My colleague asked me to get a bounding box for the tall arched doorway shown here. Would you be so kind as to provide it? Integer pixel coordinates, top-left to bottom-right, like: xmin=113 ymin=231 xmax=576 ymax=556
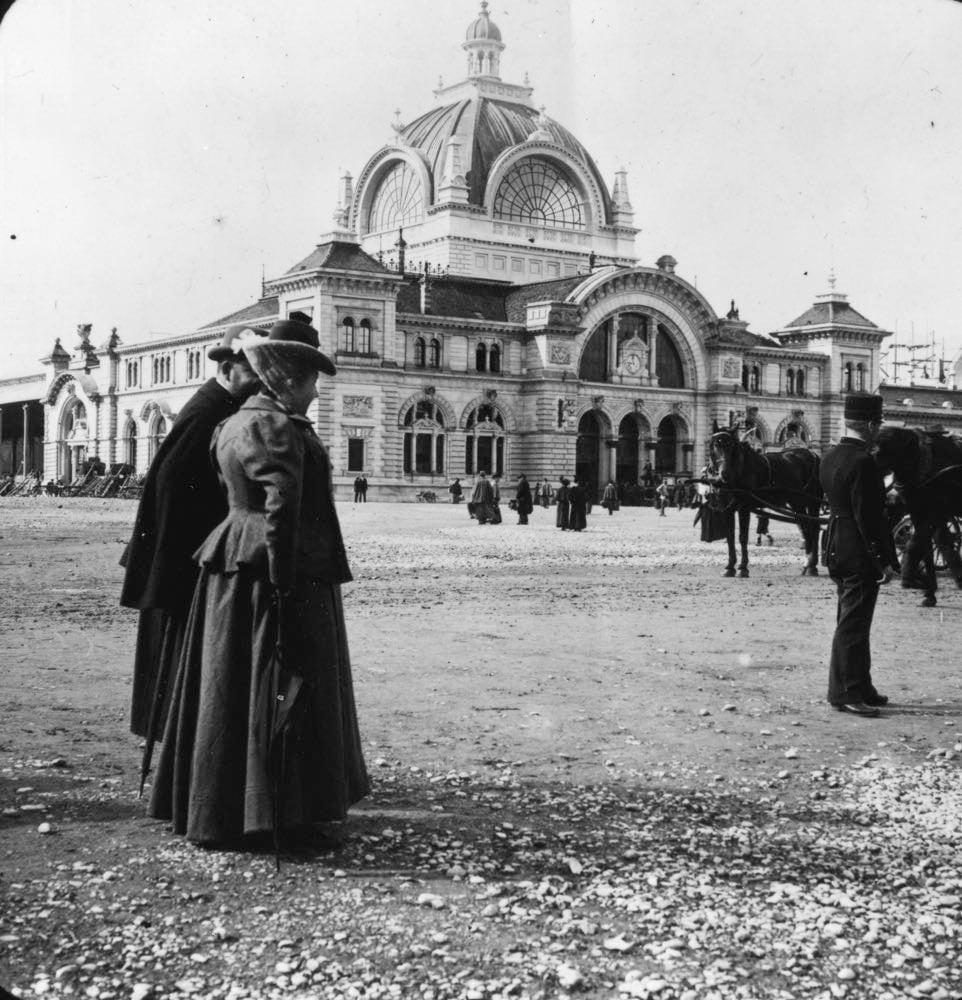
xmin=60 ymin=398 xmax=88 ymax=482
xmin=576 ymin=412 xmax=604 ymax=491
xmin=123 ymin=418 xmax=138 ymax=471
xmin=616 ymin=415 xmax=641 ymax=486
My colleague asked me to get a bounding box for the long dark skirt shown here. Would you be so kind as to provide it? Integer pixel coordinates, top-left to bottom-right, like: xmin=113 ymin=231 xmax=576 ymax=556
xmin=556 ymin=499 xmax=570 ymax=529
xmin=130 ymin=608 xmax=186 ymax=740
xmin=148 ymin=568 xmax=369 ymax=843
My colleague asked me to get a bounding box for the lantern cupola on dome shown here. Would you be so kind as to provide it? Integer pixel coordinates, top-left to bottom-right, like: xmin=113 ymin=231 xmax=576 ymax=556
xmin=464 ymin=1 xmax=504 ymax=79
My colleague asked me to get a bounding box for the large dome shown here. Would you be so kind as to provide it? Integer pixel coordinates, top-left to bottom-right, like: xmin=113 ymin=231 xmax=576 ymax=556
xmin=399 ymin=97 xmax=614 ymax=220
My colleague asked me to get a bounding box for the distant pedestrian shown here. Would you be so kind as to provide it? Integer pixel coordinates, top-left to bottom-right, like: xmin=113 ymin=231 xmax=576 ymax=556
xmin=538 ymin=478 xmax=553 ymax=508
xmin=655 ymin=480 xmax=669 ymax=516
xmin=359 ymin=476 xmax=368 ymax=502
xmin=449 ymin=478 xmax=463 ymax=503
xmin=602 ymin=480 xmax=619 ymax=515
xmin=555 ymin=477 xmax=571 ymax=530
xmin=569 ymin=480 xmax=588 ymax=532
xmin=470 ymin=471 xmax=500 ymax=525
xmin=515 ymin=474 xmax=533 ymax=525
xmin=353 ymin=476 xmax=364 ymax=503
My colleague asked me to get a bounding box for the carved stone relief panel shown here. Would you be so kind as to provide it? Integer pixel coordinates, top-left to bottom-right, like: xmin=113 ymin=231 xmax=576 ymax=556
xmin=343 ymin=396 xmax=374 ymax=418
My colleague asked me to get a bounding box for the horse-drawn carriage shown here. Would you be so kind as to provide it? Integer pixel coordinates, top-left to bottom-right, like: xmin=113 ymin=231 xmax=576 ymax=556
xmin=704 ymin=421 xmax=962 ymax=606
xmin=415 ymin=490 xmax=438 ymax=503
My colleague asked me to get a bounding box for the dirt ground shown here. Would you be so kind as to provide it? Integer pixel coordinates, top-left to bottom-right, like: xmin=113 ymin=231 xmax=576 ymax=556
xmin=1 ymin=497 xmax=961 ymax=1000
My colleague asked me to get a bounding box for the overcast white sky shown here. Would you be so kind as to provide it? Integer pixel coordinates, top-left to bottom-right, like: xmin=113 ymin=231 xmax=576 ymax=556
xmin=1 ymin=0 xmax=961 ymax=381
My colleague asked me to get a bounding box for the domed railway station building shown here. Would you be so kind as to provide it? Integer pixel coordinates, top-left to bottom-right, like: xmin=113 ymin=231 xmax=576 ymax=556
xmin=2 ymin=3 xmax=959 ymax=497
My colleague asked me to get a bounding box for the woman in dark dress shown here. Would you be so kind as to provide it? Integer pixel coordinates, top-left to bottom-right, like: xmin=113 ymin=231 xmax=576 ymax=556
xmin=568 ymin=480 xmax=588 ymax=531
xmin=555 ymin=477 xmax=571 ymax=530
xmin=149 ymin=318 xmax=369 ymax=847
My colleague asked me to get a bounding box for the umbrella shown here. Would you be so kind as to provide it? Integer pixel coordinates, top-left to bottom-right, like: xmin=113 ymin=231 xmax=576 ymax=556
xmin=254 ymin=590 xmax=305 ymax=870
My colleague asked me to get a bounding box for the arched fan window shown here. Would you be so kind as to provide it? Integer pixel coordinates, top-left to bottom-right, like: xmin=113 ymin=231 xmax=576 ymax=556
xmin=493 ymin=158 xmax=585 ymax=230
xmin=368 ymin=161 xmax=424 ymax=233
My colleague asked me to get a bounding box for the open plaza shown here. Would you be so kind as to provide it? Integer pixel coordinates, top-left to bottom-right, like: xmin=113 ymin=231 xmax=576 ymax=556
xmin=1 ymin=497 xmax=960 ymax=999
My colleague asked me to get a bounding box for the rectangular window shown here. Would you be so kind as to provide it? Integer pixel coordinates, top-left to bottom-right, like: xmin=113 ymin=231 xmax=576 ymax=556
xmin=347 ymin=438 xmax=364 ymax=472
xmin=529 ymin=260 xmax=542 ymax=276
xmin=511 ymin=258 xmax=524 ymax=273
xmin=475 ymin=254 xmax=488 ymax=269
xmin=492 ymin=256 xmax=506 ymax=272
xmin=547 ymin=261 xmax=560 ymax=278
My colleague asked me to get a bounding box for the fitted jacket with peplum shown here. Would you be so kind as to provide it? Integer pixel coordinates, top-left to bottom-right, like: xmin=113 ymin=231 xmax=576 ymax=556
xmin=194 ymin=394 xmax=352 ymax=591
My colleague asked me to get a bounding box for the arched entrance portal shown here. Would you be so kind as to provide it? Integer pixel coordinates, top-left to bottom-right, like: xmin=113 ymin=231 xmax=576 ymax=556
xmin=616 ymin=413 xmax=653 ymax=487
xmin=576 ymin=412 xmax=604 ymax=492
xmin=60 ymin=398 xmax=88 ymax=483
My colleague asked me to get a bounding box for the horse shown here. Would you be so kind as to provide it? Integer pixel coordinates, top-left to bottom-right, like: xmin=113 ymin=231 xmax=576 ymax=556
xmin=873 ymin=426 xmax=962 ymax=607
xmin=707 ymin=425 xmax=823 ymax=578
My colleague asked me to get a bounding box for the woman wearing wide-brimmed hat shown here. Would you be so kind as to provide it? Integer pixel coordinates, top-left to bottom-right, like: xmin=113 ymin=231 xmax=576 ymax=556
xmin=149 ymin=317 xmax=369 ymax=848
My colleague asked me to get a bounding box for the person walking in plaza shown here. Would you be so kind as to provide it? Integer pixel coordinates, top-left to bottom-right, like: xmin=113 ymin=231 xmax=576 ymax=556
xmin=602 ymin=479 xmax=619 ymax=515
xmin=120 ymin=324 xmax=268 ymax=792
xmin=448 ymin=478 xmax=463 ymax=504
xmin=469 ymin=471 xmax=499 ymax=525
xmin=538 ymin=478 xmax=553 ymax=508
xmin=515 ymin=473 xmax=533 ymax=525
xmin=555 ymin=477 xmax=571 ymax=530
xmin=353 ymin=476 xmax=364 ymax=503
xmin=655 ymin=479 xmax=669 ymax=516
xmin=359 ymin=475 xmax=368 ymax=501
xmin=569 ymin=479 xmax=588 ymax=531
xmin=820 ymin=391 xmax=898 ymax=718
xmin=148 ymin=316 xmax=369 ymax=848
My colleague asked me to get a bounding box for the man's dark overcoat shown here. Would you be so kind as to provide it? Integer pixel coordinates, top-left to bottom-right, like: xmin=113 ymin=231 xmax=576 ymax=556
xmin=819 ymin=437 xmax=898 ymax=705
xmin=121 ymin=377 xmax=241 ymax=736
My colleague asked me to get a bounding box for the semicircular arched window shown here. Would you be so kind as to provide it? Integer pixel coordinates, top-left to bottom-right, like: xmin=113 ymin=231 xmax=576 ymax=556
xmin=368 ymin=161 xmax=424 ymax=233
xmin=493 ymin=158 xmax=585 ymax=230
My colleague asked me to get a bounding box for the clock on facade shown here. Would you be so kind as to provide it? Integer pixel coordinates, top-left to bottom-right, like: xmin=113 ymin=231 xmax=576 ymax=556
xmin=623 ymin=352 xmax=642 ymax=375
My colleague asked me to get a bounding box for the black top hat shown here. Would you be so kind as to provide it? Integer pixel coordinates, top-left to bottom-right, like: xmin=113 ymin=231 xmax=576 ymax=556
xmin=207 ymin=324 xmax=269 ymax=361
xmin=843 ymin=392 xmax=883 ymax=423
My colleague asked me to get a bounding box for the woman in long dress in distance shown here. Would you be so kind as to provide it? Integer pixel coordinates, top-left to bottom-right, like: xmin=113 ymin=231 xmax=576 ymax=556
xmin=149 ymin=318 xmax=369 ymax=847
xmin=555 ymin=477 xmax=571 ymax=530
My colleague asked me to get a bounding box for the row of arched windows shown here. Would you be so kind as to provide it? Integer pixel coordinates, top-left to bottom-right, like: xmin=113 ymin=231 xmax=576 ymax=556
xmin=476 ymin=342 xmax=501 ymax=373
xmin=340 ymin=318 xmax=373 ymax=355
xmin=401 ymin=400 xmax=507 ymax=476
xmin=125 ymin=360 xmax=139 ymax=388
xmin=186 ymin=348 xmax=203 ymax=381
xmin=842 ymin=362 xmax=867 ymax=392
xmin=413 ymin=337 xmax=442 ymax=369
xmin=741 ymin=363 xmax=809 ymax=396
xmin=151 ymin=354 xmax=172 ymax=385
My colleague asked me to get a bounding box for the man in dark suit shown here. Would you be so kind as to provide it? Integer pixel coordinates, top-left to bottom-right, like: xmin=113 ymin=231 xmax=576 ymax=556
xmin=120 ymin=324 xmax=267 ymax=771
xmin=819 ymin=391 xmax=899 ymax=718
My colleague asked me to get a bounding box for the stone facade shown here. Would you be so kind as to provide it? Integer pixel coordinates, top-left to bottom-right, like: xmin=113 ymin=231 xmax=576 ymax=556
xmin=2 ymin=6 xmax=961 ymax=494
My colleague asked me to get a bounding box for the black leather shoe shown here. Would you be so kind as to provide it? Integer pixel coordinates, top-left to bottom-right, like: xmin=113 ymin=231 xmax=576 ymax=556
xmin=833 ymin=702 xmax=881 ymax=718
xmin=865 ymin=692 xmax=889 ymax=707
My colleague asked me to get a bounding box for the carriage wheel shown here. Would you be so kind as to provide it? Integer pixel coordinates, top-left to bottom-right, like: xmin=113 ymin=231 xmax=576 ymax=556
xmin=892 ymin=516 xmax=914 ymax=557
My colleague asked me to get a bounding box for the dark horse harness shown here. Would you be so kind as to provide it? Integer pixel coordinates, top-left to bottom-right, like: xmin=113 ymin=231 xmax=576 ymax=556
xmin=707 ymin=430 xmax=825 ymax=525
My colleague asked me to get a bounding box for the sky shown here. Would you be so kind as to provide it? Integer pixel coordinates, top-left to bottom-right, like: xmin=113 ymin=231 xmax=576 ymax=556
xmin=1 ymin=0 xmax=961 ymax=382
